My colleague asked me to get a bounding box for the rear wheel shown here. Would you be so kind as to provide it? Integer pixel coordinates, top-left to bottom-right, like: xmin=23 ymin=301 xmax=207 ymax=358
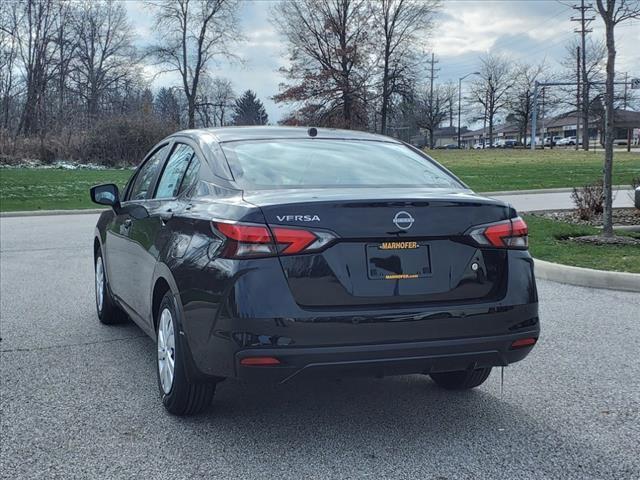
xmin=429 ymin=367 xmax=492 ymax=390
xmin=95 ymin=250 xmax=127 ymax=324
xmin=156 ymin=292 xmax=216 ymax=415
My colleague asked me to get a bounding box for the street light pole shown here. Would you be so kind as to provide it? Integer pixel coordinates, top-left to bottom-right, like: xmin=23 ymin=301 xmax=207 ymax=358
xmin=458 ymin=72 xmax=480 ymax=149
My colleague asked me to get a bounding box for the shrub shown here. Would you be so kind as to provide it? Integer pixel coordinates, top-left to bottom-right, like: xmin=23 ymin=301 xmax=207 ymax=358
xmin=571 ymin=181 xmax=604 ymax=220
xmin=82 ymin=115 xmax=175 ymax=167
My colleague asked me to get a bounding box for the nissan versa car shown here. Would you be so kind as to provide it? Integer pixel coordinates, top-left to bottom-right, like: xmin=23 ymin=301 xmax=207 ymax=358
xmin=90 ymin=126 xmax=539 ymax=415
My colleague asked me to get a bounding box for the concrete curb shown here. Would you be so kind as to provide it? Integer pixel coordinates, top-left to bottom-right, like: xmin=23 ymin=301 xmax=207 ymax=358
xmin=0 ymin=208 xmax=106 ymax=218
xmin=534 ymin=258 xmax=640 ymax=293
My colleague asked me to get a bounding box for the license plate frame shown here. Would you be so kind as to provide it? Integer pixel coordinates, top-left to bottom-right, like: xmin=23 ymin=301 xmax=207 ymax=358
xmin=366 ymin=242 xmax=431 ymax=280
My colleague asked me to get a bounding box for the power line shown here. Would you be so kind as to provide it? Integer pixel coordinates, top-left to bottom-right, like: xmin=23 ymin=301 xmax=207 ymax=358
xmin=571 ymin=0 xmax=595 ymax=150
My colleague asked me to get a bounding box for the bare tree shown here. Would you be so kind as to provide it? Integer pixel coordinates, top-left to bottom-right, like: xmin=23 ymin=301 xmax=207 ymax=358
xmin=50 ymin=0 xmax=76 ymax=128
xmin=71 ymin=0 xmax=134 ymax=120
xmin=272 ymin=0 xmax=373 ymax=129
xmin=415 ymin=84 xmax=448 ymax=148
xmin=595 ymin=0 xmax=640 ymax=237
xmin=442 ymin=80 xmax=457 ymax=128
xmin=0 ymin=2 xmax=20 ymax=131
xmin=13 ymin=0 xmax=60 ymax=136
xmin=148 ymin=0 xmax=241 ymax=129
xmin=559 ymin=38 xmax=606 ymax=148
xmin=508 ymin=62 xmax=546 ymax=144
xmin=468 ymin=54 xmax=513 ymax=145
xmin=371 ymin=0 xmax=439 ymax=134
xmin=196 ymin=75 xmax=235 ymax=126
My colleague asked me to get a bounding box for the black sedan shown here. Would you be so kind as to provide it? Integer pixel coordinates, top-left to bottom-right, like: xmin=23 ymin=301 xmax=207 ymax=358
xmin=90 ymin=126 xmax=539 ymax=415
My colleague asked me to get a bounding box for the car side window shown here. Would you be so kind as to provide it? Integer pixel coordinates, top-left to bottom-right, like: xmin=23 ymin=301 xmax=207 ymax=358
xmin=154 ymin=144 xmax=194 ymax=199
xmin=177 ymin=156 xmax=201 ymax=196
xmin=128 ymin=144 xmax=170 ymax=201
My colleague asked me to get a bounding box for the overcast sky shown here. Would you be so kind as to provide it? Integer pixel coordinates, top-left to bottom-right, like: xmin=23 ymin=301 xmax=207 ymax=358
xmin=125 ymin=0 xmax=640 ymax=124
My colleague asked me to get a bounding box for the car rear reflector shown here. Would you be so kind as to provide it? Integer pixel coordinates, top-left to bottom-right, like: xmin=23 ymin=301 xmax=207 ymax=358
xmin=212 ymin=221 xmax=337 ymax=258
xmin=468 ymin=217 xmax=529 ymax=249
xmin=510 ymin=337 xmax=537 ymax=349
xmin=240 ymin=356 xmax=281 ymax=366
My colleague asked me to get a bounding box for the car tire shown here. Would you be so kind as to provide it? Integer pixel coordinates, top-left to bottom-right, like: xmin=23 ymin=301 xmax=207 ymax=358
xmin=429 ymin=367 xmax=492 ymax=390
xmin=156 ymin=292 xmax=216 ymax=415
xmin=95 ymin=250 xmax=127 ymax=324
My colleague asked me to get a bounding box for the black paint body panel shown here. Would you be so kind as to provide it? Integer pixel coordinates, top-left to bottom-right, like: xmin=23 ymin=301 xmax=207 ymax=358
xmin=93 ymin=127 xmax=539 ymax=384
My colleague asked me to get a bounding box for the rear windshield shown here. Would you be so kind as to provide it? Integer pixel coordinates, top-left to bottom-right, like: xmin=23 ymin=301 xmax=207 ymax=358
xmin=220 ymin=139 xmax=464 ymax=190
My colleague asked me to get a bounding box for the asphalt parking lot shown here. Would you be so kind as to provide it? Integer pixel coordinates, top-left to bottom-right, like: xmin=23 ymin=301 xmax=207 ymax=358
xmin=1 ymin=213 xmax=639 ymax=479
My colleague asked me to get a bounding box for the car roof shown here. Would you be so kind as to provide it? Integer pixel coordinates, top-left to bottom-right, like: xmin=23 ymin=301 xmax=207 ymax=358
xmin=170 ymin=126 xmax=403 ymax=144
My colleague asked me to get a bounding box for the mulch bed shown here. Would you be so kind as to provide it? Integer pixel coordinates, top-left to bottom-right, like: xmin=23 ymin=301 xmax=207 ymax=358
xmin=530 ymin=208 xmax=640 ymax=246
xmin=569 ymin=235 xmax=640 ymax=246
xmin=530 ymin=208 xmax=640 ymax=227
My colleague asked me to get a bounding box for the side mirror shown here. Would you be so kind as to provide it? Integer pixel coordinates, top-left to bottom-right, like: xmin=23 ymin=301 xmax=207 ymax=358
xmin=90 ymin=183 xmax=120 ymax=209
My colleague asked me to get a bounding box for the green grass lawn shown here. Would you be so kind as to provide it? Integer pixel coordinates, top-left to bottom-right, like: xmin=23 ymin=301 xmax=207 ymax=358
xmin=0 ymin=149 xmax=639 ymax=212
xmin=0 ymin=168 xmax=132 ymax=211
xmin=430 ymin=149 xmax=640 ymax=192
xmin=524 ymin=214 xmax=640 ymax=273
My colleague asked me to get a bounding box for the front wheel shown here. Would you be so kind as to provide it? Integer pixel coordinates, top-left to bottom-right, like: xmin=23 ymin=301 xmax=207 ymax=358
xmin=429 ymin=367 xmax=492 ymax=390
xmin=156 ymin=292 xmax=216 ymax=415
xmin=95 ymin=250 xmax=127 ymax=324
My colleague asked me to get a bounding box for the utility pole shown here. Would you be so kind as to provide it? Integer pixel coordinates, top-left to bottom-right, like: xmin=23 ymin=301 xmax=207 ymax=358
xmin=572 ymin=0 xmax=595 ymax=150
xmin=576 ymin=46 xmax=581 ymax=150
xmin=427 ymin=53 xmax=440 ymax=148
xmin=541 ymin=87 xmax=546 ymax=150
xmin=625 ymin=72 xmax=631 ymax=152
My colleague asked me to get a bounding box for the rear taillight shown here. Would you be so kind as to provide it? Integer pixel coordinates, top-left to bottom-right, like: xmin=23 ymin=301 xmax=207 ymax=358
xmin=468 ymin=217 xmax=528 ymax=249
xmin=212 ymin=221 xmax=337 ymax=258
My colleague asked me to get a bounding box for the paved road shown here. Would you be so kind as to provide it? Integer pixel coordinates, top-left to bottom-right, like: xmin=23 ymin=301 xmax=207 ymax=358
xmin=1 ymin=214 xmax=639 ymax=480
xmin=490 ymin=187 xmax=635 ymax=213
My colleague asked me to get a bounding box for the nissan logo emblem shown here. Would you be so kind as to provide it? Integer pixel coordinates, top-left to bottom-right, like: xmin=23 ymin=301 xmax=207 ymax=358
xmin=393 ymin=211 xmax=414 ymax=230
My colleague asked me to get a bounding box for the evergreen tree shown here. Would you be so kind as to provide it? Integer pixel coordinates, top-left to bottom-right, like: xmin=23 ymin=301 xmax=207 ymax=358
xmin=232 ymin=90 xmax=268 ymax=125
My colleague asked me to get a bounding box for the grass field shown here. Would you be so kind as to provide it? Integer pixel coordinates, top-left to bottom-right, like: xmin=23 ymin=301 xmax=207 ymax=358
xmin=430 ymin=149 xmax=639 ymax=192
xmin=0 ymin=168 xmax=132 ymax=211
xmin=524 ymin=214 xmax=640 ymax=273
xmin=0 ymin=149 xmax=639 ymax=211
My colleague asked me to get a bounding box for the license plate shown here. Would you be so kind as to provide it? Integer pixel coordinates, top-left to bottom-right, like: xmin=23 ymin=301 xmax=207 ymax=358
xmin=366 ymin=241 xmax=431 ymax=280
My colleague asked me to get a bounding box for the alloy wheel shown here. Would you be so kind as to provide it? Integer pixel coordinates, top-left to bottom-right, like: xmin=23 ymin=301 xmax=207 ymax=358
xmin=157 ymin=308 xmax=176 ymax=394
xmin=95 ymin=256 xmax=104 ymax=313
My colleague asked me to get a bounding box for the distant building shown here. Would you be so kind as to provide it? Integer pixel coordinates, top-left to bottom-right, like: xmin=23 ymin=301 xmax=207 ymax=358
xmin=410 ymin=126 xmax=469 ymax=148
xmin=458 ymin=109 xmax=640 ymax=148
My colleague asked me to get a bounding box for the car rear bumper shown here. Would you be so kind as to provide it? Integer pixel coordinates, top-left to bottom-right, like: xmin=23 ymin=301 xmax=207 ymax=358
xmin=234 ymin=329 xmax=539 ymax=383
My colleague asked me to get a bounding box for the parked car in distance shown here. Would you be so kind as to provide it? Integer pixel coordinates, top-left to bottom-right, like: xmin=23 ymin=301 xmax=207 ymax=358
xmin=90 ymin=126 xmax=539 ymax=415
xmin=473 ymin=140 xmax=491 ymax=149
xmin=500 ymin=140 xmax=522 ymax=149
xmin=556 ymin=136 xmax=576 ymax=146
xmin=543 ymin=136 xmax=563 ymax=147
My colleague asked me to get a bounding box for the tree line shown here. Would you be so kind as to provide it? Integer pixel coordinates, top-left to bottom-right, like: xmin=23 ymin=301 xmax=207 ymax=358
xmin=0 ymin=0 xmax=268 ymax=165
xmin=0 ymin=0 xmax=637 ymax=166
